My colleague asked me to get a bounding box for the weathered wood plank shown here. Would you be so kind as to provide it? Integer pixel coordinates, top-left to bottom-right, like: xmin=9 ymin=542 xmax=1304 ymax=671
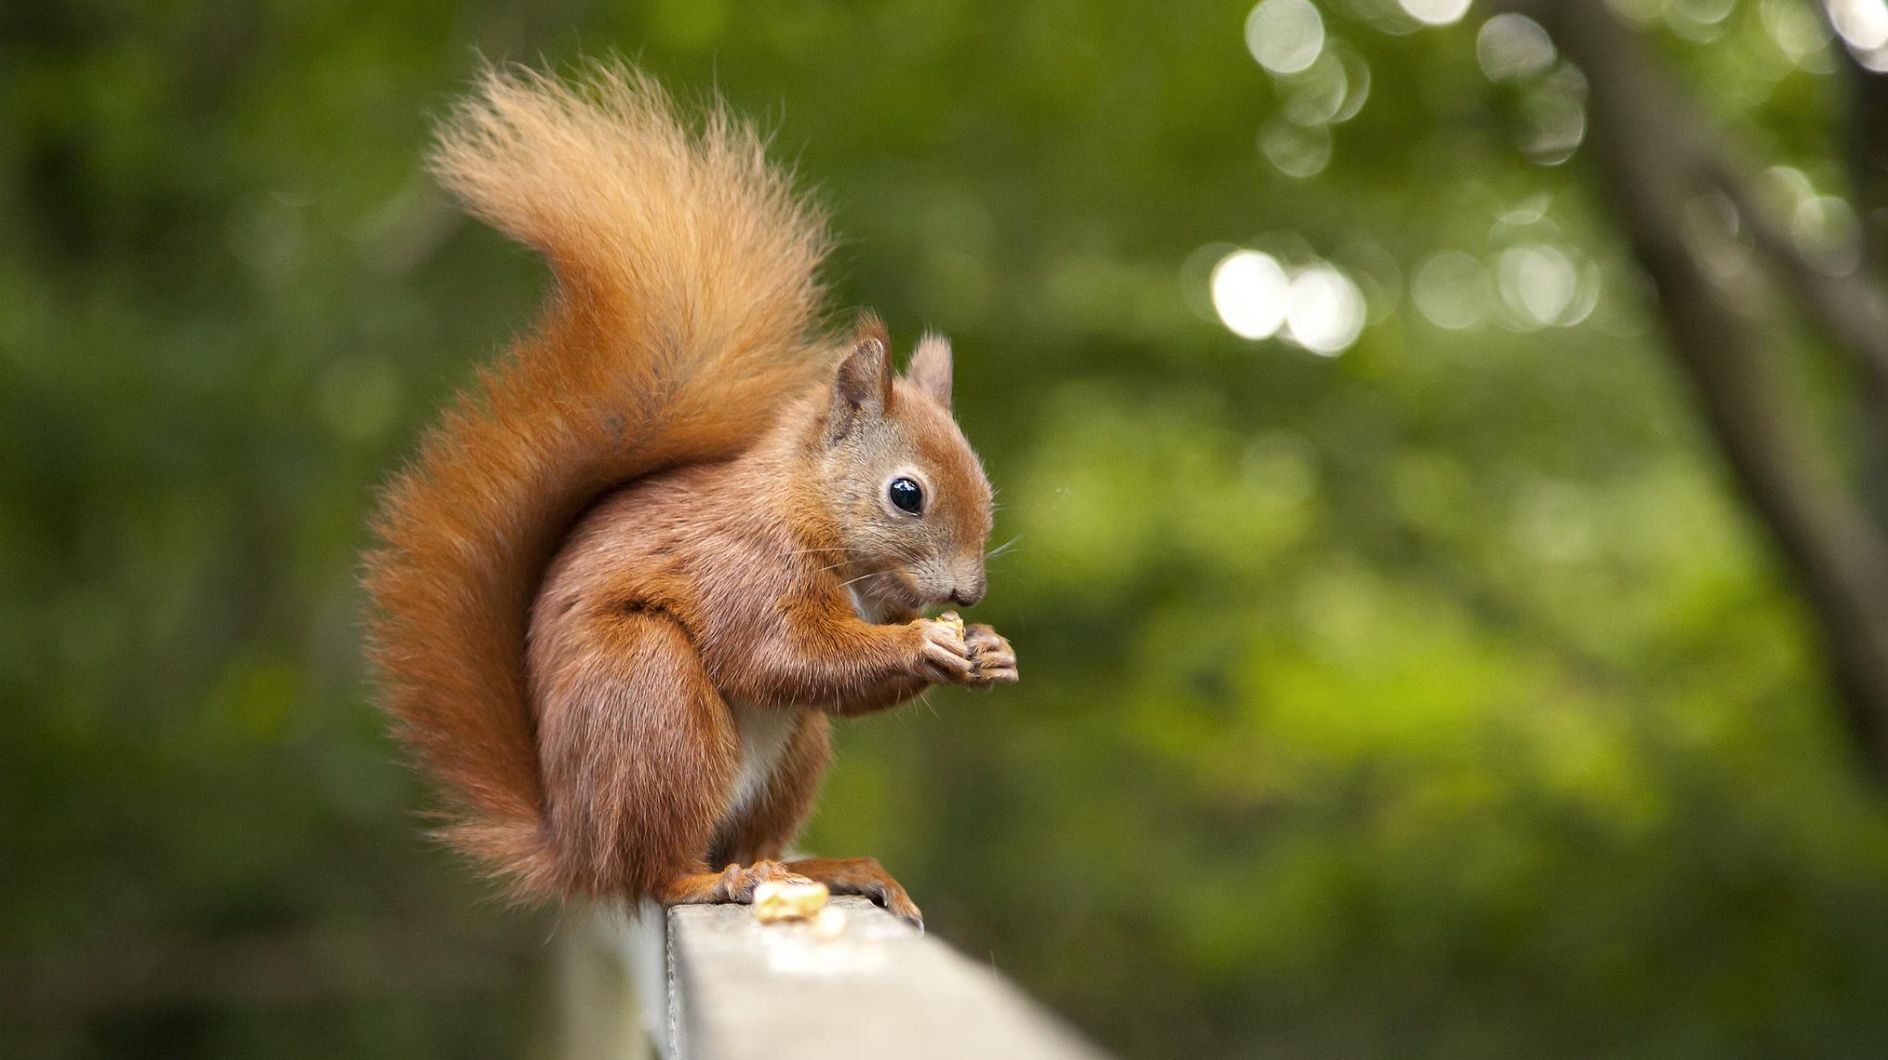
xmin=606 ymin=896 xmax=1107 ymax=1060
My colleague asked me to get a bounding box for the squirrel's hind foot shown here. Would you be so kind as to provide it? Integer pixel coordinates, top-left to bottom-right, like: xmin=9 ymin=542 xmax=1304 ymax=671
xmin=656 ymin=860 xmax=815 ymax=908
xmin=656 ymin=857 xmax=925 ymax=931
xmin=783 ymin=856 xmax=924 ymax=931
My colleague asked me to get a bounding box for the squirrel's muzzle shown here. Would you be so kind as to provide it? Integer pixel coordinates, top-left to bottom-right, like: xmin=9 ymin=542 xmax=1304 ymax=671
xmin=948 ymin=569 xmax=986 ymax=608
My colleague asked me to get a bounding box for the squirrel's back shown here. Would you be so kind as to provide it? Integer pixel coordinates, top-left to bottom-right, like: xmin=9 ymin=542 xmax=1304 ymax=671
xmin=363 ymin=63 xmax=831 ymax=898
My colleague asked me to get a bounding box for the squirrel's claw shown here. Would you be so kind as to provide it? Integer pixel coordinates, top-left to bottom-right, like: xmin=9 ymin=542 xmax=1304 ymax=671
xmin=887 ymin=895 xmax=925 ymax=932
xmin=864 ymin=876 xmax=925 ymax=931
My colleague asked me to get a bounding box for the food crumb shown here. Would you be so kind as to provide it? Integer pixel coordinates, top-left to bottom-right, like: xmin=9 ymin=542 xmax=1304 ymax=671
xmin=811 ymin=905 xmax=849 ymax=940
xmin=753 ymin=879 xmax=830 ymax=923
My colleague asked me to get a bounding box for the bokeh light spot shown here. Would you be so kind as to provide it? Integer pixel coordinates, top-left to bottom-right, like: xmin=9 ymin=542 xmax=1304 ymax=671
xmin=1476 ymin=14 xmax=1556 ymax=81
xmin=1280 ymin=51 xmax=1350 ymax=127
xmin=1830 ymin=0 xmax=1888 ymax=50
xmin=1285 ymin=264 xmax=1366 ymax=355
xmin=1332 ymin=43 xmax=1374 ymax=122
xmin=1413 ymin=250 xmax=1488 ymax=330
xmin=1211 ymin=250 xmax=1292 ymax=340
xmin=1520 ymin=65 xmax=1587 ymax=165
xmin=1762 ymin=0 xmax=1835 ymax=70
xmin=1247 ymin=0 xmax=1327 ymax=75
xmin=1261 ymin=119 xmax=1334 ymax=179
xmin=1399 ymin=0 xmax=1473 ymax=27
xmin=1794 ymin=195 xmax=1864 ymax=275
xmin=1496 ymin=245 xmax=1578 ymax=326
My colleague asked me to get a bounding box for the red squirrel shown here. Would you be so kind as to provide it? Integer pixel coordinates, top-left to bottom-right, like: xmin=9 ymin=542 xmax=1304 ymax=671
xmin=363 ymin=63 xmax=1015 ymax=928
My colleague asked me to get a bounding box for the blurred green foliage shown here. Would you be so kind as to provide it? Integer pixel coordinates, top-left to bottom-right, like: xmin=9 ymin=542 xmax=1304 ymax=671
xmin=7 ymin=0 xmax=1888 ymax=1056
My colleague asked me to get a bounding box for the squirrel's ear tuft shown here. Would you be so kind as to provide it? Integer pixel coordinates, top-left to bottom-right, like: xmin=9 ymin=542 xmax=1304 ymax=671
xmin=906 ymin=331 xmax=952 ymax=408
xmin=829 ymin=313 xmax=894 ymax=442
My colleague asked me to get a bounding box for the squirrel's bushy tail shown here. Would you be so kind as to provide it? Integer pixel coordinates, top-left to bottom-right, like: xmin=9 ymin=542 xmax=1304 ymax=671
xmin=363 ymin=63 xmax=829 ymax=899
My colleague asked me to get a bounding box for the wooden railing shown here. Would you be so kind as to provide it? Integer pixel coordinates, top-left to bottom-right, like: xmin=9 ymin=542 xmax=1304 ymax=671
xmin=555 ymin=897 xmax=1108 ymax=1059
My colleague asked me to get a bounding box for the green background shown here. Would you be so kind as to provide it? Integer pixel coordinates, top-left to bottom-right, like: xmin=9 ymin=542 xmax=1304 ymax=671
xmin=8 ymin=0 xmax=1888 ymax=1055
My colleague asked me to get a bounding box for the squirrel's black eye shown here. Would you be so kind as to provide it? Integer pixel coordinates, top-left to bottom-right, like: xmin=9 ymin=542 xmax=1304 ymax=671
xmin=887 ymin=476 xmax=924 ymax=515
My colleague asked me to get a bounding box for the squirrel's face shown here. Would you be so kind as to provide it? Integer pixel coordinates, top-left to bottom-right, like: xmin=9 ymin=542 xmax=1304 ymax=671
xmin=817 ymin=322 xmax=993 ymax=616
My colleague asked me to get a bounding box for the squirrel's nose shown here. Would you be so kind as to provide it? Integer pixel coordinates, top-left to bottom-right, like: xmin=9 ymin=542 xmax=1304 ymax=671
xmin=949 ymin=576 xmax=985 ymax=608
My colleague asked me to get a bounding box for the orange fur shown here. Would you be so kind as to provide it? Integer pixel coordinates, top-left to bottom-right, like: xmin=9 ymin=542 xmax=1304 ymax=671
xmin=363 ymin=62 xmax=1015 ymax=923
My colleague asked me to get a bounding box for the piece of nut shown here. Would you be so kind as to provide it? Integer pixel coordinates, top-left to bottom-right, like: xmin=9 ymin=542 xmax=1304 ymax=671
xmin=811 ymin=905 xmax=848 ymax=940
xmin=936 ymin=611 xmax=966 ymax=637
xmin=752 ymin=879 xmax=830 ymax=923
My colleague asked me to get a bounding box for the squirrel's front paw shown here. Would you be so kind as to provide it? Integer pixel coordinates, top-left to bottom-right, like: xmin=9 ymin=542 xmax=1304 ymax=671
xmin=964 ymin=623 xmax=1019 ymax=687
xmin=914 ymin=617 xmax=975 ymax=683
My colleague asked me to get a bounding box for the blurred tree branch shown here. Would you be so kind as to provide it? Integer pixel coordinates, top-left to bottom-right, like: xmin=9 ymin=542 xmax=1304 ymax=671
xmin=1822 ymin=3 xmax=1888 ymax=527
xmin=1827 ymin=5 xmax=1888 ymax=265
xmin=1697 ymin=151 xmax=1888 ymax=395
xmin=1500 ymin=0 xmax=1888 ymax=770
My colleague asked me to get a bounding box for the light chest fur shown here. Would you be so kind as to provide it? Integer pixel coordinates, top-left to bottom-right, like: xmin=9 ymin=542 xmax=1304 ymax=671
xmin=724 ymin=699 xmax=799 ymax=820
xmin=719 ymin=592 xmax=885 ymax=821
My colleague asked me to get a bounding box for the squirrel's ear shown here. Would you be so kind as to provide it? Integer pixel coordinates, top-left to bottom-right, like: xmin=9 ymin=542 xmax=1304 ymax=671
xmin=906 ymin=331 xmax=952 ymax=408
xmin=829 ymin=314 xmax=894 ymax=442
